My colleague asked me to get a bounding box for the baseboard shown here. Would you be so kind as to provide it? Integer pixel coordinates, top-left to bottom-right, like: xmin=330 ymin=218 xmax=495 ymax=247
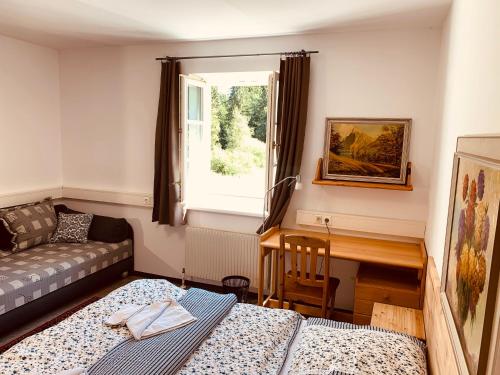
xmin=0 ymin=187 xmax=63 ymax=208
xmin=62 ymin=187 xmax=153 ymax=208
xmin=132 ymin=270 xmax=258 ymax=299
xmin=331 ymin=308 xmax=354 ymax=323
xmin=0 ymin=186 xmax=153 ymax=209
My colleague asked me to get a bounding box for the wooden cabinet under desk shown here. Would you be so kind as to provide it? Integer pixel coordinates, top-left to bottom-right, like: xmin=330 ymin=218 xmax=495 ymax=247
xmin=354 ymin=263 xmax=423 ymax=325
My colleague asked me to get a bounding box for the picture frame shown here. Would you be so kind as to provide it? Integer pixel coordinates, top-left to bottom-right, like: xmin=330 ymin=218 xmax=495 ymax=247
xmin=441 ymin=150 xmax=500 ymax=375
xmin=322 ymin=118 xmax=411 ymax=184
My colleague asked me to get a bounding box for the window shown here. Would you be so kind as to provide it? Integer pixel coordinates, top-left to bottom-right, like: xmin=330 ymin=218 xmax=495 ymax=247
xmin=180 ymin=71 xmax=278 ymax=216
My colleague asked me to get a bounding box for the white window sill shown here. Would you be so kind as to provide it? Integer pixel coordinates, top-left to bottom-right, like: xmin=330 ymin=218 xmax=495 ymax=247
xmin=188 ymin=206 xmax=262 ymax=218
xmin=186 ymin=195 xmax=264 ymax=218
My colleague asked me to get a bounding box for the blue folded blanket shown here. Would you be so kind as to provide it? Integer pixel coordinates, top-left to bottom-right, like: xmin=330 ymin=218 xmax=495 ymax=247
xmin=89 ymin=288 xmax=237 ymax=375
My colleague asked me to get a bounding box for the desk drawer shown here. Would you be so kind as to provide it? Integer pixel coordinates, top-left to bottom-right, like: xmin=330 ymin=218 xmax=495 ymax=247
xmin=355 ymin=284 xmax=420 ymax=309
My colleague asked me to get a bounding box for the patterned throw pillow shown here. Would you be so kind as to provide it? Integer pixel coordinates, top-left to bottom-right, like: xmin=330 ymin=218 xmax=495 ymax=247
xmin=50 ymin=213 xmax=94 ymax=244
xmin=0 ymin=199 xmax=57 ymax=252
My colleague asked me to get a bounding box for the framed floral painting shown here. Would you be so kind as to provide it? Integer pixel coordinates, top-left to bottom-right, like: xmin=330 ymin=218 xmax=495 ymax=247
xmin=441 ymin=151 xmax=500 ymax=375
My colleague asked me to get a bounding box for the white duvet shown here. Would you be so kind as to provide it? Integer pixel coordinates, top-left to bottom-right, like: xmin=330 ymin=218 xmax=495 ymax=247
xmin=0 ymin=279 xmax=301 ymax=375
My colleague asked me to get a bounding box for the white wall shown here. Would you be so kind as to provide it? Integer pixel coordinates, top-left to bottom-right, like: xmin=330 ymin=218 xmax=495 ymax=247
xmin=59 ymin=28 xmax=442 ymax=309
xmin=424 ymin=2 xmax=500 ymax=371
xmin=0 ymin=34 xmax=62 ymax=194
xmin=425 ymin=0 xmax=500 ymax=275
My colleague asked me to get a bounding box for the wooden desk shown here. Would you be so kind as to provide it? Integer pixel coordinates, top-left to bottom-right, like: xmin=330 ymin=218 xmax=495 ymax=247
xmin=258 ymin=227 xmax=427 ymax=308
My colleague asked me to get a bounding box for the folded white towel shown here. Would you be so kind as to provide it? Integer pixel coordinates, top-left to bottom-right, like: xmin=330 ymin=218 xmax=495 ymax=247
xmin=105 ymin=300 xmax=196 ymax=340
xmin=138 ymin=300 xmax=196 ymax=339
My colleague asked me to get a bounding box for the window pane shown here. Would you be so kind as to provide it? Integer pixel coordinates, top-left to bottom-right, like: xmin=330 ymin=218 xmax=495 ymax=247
xmin=188 ymin=85 xmax=203 ymax=121
xmin=185 ymin=122 xmax=204 ymax=173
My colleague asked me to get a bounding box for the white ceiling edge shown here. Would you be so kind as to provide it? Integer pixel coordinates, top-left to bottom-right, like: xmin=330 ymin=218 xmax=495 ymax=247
xmin=0 ymin=0 xmax=451 ymax=50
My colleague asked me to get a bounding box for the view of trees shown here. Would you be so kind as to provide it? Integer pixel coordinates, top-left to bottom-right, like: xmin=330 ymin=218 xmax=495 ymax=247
xmin=210 ymin=85 xmax=268 ymax=175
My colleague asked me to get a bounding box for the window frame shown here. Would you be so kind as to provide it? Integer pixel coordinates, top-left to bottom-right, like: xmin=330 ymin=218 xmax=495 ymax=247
xmin=179 ymin=74 xmax=209 ymax=205
xmin=179 ymin=71 xmax=278 ymax=216
xmin=265 ymin=71 xmax=279 ymax=216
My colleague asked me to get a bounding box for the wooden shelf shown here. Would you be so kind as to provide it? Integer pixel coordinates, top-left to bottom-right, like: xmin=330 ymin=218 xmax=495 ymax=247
xmin=312 ymin=158 xmax=413 ymax=191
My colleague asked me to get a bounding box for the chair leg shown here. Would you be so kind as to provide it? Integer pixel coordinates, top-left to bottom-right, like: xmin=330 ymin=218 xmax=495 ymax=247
xmin=321 ymin=303 xmax=328 ymax=319
xmin=278 ymin=249 xmax=285 ymax=309
xmin=328 ymin=292 xmax=336 ymax=320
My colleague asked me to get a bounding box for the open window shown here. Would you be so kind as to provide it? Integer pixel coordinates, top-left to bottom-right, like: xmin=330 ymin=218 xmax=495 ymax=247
xmin=179 ymin=75 xmax=211 ymax=205
xmin=180 ymin=71 xmax=278 ymax=216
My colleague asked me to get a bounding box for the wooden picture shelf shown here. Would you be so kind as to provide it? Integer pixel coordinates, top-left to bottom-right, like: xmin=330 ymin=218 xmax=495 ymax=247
xmin=312 ymin=158 xmax=413 ymax=191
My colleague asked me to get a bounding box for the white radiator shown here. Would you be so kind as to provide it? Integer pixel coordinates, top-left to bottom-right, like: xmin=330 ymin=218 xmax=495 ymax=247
xmin=185 ymin=226 xmax=260 ymax=288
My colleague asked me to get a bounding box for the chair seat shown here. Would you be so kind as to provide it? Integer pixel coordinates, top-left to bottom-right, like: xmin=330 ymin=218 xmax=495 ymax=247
xmin=284 ymin=271 xmax=340 ymax=304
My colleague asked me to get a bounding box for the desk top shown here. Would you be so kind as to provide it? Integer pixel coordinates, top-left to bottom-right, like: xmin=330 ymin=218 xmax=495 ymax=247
xmin=260 ymin=228 xmax=426 ymax=270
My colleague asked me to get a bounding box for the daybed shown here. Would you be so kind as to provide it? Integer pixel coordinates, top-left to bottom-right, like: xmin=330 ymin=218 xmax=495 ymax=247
xmin=0 ymin=203 xmax=134 ymax=336
xmin=0 ymin=279 xmax=427 ymax=375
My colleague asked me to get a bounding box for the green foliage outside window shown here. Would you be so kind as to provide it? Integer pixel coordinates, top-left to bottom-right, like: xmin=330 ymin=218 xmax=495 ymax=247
xmin=210 ymin=85 xmax=268 ymax=175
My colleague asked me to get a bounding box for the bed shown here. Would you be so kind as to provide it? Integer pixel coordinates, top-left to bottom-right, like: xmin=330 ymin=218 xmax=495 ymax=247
xmin=0 ymin=279 xmax=427 ymax=375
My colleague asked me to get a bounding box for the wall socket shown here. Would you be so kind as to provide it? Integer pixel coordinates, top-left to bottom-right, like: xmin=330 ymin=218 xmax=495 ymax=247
xmin=314 ymin=214 xmax=333 ymax=225
xmin=298 ymin=211 xmax=333 ymax=227
xmin=143 ymin=196 xmax=153 ymax=206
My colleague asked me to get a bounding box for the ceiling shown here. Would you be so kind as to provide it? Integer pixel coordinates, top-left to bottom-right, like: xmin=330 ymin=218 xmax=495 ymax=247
xmin=0 ymin=0 xmax=451 ymax=49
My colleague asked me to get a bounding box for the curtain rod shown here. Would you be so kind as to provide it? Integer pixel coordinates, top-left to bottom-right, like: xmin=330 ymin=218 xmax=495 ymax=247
xmin=155 ymin=50 xmax=319 ymax=61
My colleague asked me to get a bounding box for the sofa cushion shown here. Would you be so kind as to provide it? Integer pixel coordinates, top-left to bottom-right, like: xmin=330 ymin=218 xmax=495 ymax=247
xmin=88 ymin=215 xmax=130 ymax=243
xmin=51 ymin=213 xmax=93 ymax=243
xmin=0 ymin=239 xmax=133 ymax=316
xmin=54 ymin=205 xmax=130 ymax=243
xmin=0 ymin=199 xmax=57 ymax=252
xmin=1 ymin=200 xmax=41 ymax=251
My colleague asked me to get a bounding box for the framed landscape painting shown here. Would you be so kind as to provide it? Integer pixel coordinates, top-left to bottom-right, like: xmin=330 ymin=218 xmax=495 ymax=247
xmin=441 ymin=152 xmax=500 ymax=375
xmin=322 ymin=118 xmax=411 ymax=184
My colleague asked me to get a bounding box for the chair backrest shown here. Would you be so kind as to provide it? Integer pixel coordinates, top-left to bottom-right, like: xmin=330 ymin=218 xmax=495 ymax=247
xmin=280 ymin=234 xmax=330 ymax=288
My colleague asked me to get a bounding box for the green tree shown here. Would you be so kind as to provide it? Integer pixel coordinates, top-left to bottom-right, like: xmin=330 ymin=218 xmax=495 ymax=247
xmin=209 ymin=84 xmax=269 ymax=175
xmin=210 ymin=87 xmax=226 ymax=150
xmin=244 ymin=87 xmax=268 ymax=142
xmin=223 ymin=86 xmax=242 ymax=149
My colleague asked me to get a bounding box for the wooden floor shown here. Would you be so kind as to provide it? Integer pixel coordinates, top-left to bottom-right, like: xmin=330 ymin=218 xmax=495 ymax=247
xmin=0 ymin=275 xmax=142 ymax=346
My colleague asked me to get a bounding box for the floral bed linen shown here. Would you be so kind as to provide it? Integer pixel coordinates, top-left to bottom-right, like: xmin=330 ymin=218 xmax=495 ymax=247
xmin=0 ymin=279 xmax=301 ymax=375
xmin=178 ymin=303 xmax=301 ymax=375
xmin=288 ymin=319 xmax=427 ymax=375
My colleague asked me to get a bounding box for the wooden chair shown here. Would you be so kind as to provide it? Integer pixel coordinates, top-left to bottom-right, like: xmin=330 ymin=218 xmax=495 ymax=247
xmin=278 ymin=234 xmax=340 ymax=318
